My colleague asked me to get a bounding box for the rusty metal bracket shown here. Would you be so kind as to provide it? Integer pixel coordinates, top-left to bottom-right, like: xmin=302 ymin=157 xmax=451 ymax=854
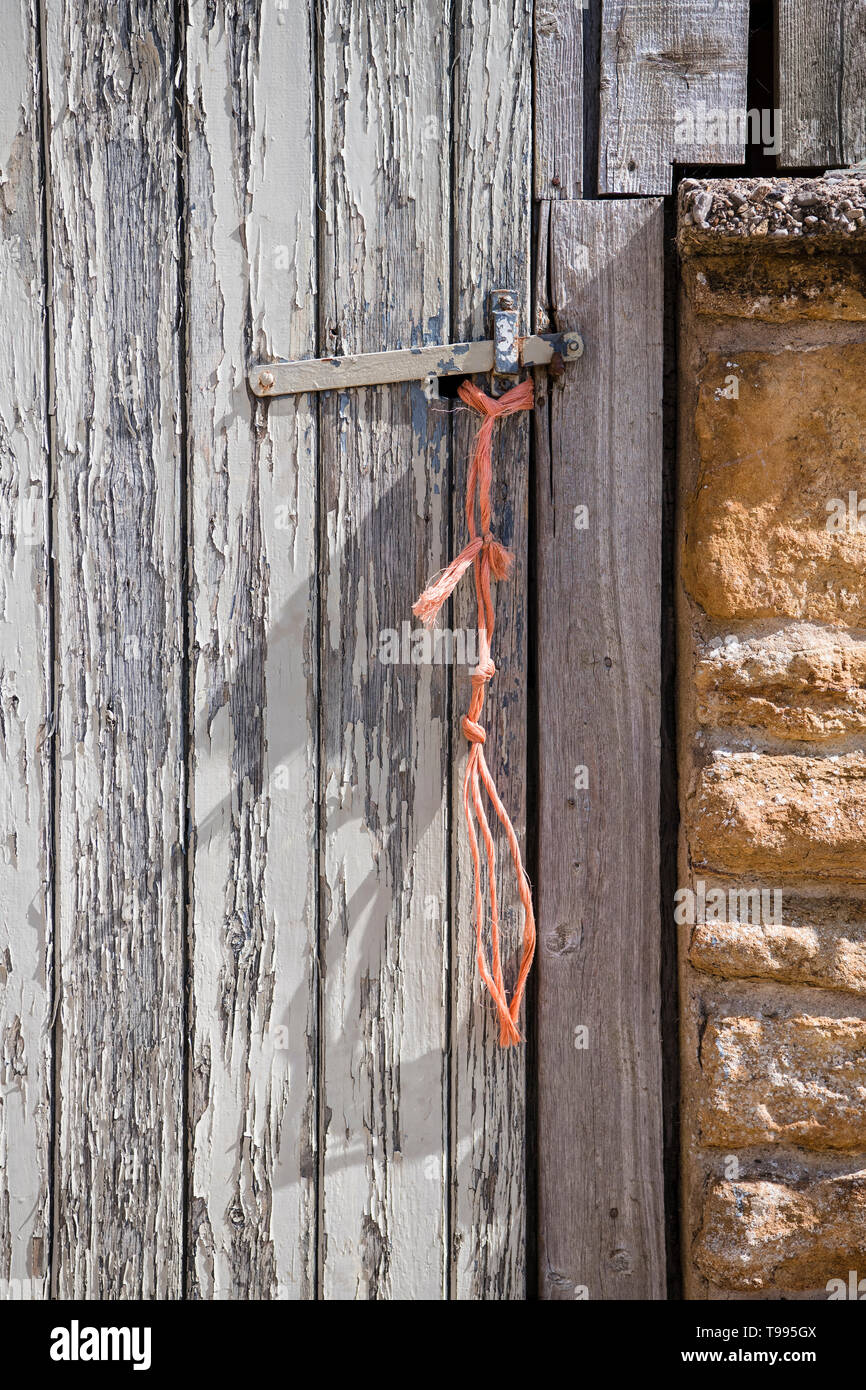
xmin=249 ymin=295 xmax=582 ymax=400
xmin=490 ymin=287 xmax=520 ymax=394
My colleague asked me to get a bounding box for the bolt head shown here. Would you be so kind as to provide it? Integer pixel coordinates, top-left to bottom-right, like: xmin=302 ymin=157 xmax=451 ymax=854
xmin=259 ymin=370 xmax=275 ymax=390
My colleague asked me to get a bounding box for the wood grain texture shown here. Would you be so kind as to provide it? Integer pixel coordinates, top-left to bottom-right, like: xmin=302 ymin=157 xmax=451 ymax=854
xmin=599 ymin=0 xmax=750 ymax=194
xmin=534 ymin=0 xmax=583 ymax=199
xmin=186 ymin=1 xmax=318 ymax=1299
xmin=451 ymin=0 xmax=532 ymax=1301
xmin=318 ymin=0 xmax=451 ymax=1300
xmin=778 ymin=0 xmax=866 ymax=167
xmin=44 ymin=0 xmax=184 ymax=1298
xmin=0 ymin=0 xmax=51 ymax=1299
xmin=536 ymin=200 xmax=665 ymax=1300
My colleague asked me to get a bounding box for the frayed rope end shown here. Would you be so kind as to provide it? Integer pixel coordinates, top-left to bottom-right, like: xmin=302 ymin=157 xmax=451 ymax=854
xmin=412 ymin=537 xmax=483 ymax=628
xmin=485 ymin=538 xmax=513 ymax=582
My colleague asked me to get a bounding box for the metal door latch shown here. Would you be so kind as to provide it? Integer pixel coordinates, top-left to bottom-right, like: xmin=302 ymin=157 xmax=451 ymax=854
xmin=249 ymin=289 xmax=582 ymax=399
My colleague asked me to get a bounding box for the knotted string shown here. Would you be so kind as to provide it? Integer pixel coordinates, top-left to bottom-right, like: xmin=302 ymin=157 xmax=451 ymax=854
xmin=413 ymin=378 xmax=536 ymax=1046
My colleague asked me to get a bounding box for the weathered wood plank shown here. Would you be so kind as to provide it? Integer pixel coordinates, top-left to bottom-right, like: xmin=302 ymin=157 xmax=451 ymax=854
xmin=318 ymin=0 xmax=451 ymax=1299
xmin=0 ymin=0 xmax=51 ymax=1300
xmin=451 ymin=0 xmax=532 ymax=1301
xmin=536 ymin=199 xmax=665 ymax=1300
xmin=778 ymin=0 xmax=866 ymax=167
xmin=534 ymin=0 xmax=583 ymax=199
xmin=599 ymin=0 xmax=750 ymax=194
xmin=186 ymin=1 xmax=318 ymax=1298
xmin=44 ymin=0 xmax=184 ymax=1298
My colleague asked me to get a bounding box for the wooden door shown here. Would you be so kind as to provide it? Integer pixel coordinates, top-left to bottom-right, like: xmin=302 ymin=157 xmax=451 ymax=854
xmin=4 ymin=0 xmax=771 ymax=1302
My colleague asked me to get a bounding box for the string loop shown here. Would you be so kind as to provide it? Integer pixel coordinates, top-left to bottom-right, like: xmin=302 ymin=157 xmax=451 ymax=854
xmin=413 ymin=378 xmax=537 ymax=1046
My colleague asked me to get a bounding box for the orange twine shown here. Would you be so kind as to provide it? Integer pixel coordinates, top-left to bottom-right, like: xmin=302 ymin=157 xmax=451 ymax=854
xmin=413 ymin=378 xmax=536 ymax=1046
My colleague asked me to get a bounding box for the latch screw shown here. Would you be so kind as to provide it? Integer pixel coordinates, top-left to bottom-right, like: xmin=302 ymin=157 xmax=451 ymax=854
xmin=258 ymin=370 xmax=275 ymax=392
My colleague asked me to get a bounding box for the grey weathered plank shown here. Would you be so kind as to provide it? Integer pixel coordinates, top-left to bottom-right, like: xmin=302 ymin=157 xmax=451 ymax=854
xmin=44 ymin=0 xmax=184 ymax=1298
xmin=778 ymin=0 xmax=866 ymax=167
xmin=536 ymin=199 xmax=665 ymax=1300
xmin=186 ymin=1 xmax=318 ymax=1298
xmin=534 ymin=0 xmax=583 ymax=199
xmin=451 ymin=0 xmax=533 ymax=1301
xmin=318 ymin=0 xmax=451 ymax=1299
xmin=0 ymin=0 xmax=51 ymax=1300
xmin=599 ymin=0 xmax=750 ymax=194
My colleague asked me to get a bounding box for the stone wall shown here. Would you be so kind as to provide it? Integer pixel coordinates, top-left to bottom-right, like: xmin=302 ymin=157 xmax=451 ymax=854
xmin=678 ymin=176 xmax=866 ymax=1299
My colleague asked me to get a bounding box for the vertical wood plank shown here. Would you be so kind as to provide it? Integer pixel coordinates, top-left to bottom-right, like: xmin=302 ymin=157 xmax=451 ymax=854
xmin=778 ymin=0 xmax=866 ymax=167
xmin=0 ymin=0 xmax=51 ymax=1299
xmin=186 ymin=1 xmax=318 ymax=1298
xmin=451 ymin=0 xmax=533 ymax=1300
xmin=534 ymin=0 xmax=583 ymax=200
xmin=599 ymin=0 xmax=750 ymax=194
xmin=536 ymin=200 xmax=665 ymax=1300
xmin=318 ymin=0 xmax=451 ymax=1299
xmin=44 ymin=0 xmax=184 ymax=1298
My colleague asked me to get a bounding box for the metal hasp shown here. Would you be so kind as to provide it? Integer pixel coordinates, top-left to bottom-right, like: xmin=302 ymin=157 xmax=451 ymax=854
xmin=249 ymin=291 xmax=583 ymax=399
xmin=490 ymin=287 xmax=520 ymax=393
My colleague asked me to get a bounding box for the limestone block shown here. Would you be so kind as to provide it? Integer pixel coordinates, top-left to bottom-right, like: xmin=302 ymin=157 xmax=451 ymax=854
xmin=689 ymin=914 xmax=866 ymax=995
xmin=695 ymin=1174 xmax=866 ymax=1291
xmin=695 ymin=625 xmax=866 ymax=740
xmin=682 ymin=347 xmax=866 ymax=624
xmin=699 ymin=1014 xmax=866 ymax=1150
xmin=689 ymin=752 xmax=866 ymax=882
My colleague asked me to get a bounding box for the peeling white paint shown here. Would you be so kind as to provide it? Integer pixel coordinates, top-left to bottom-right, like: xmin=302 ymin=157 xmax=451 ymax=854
xmin=0 ymin=0 xmax=51 ymax=1299
xmin=187 ymin=0 xmax=318 ymax=1299
xmin=45 ymin=0 xmax=185 ymax=1299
